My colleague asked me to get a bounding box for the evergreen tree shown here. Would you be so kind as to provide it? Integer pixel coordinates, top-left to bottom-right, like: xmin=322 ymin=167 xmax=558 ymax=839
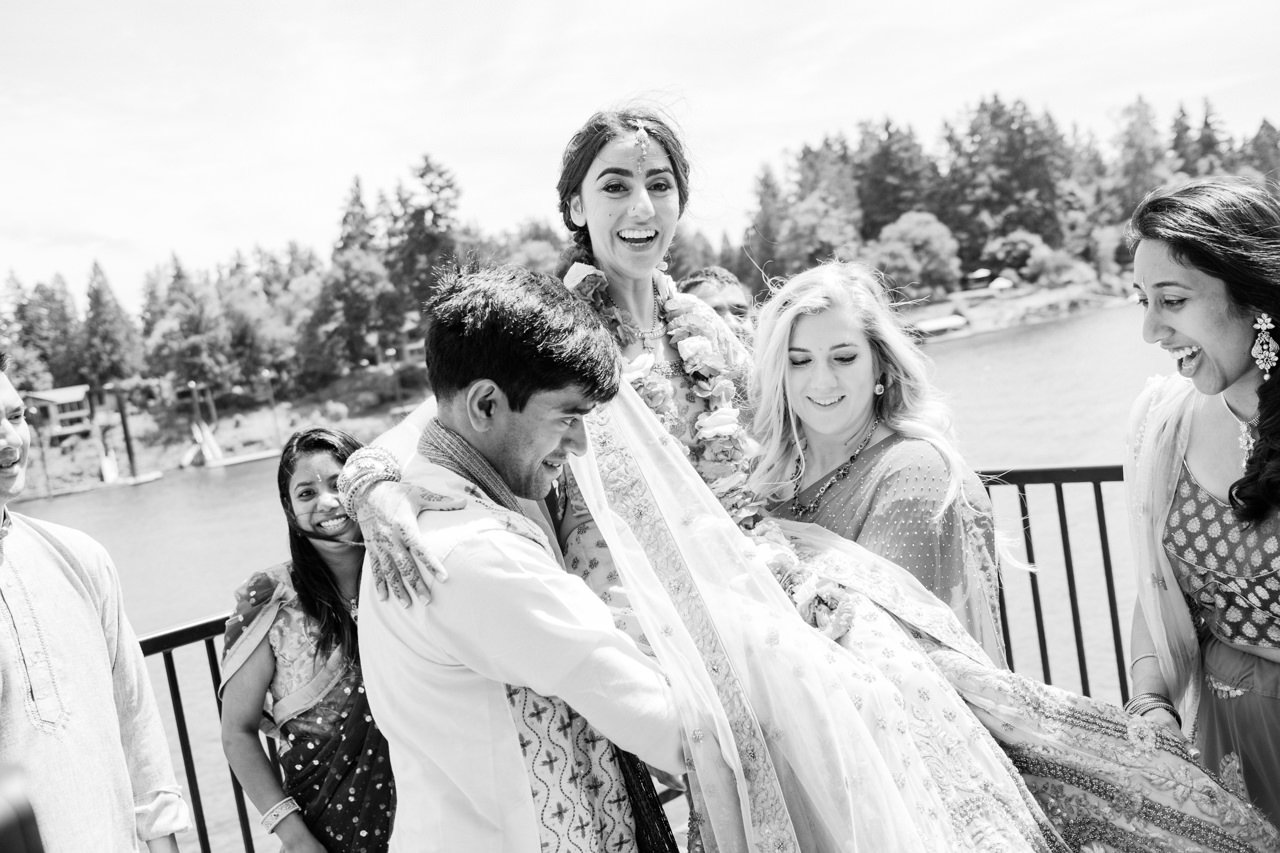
xmin=776 ymin=136 xmax=862 ymax=274
xmin=138 ymin=266 xmax=170 ymax=341
xmin=16 ymin=274 xmax=82 ymax=386
xmin=853 ymin=120 xmax=939 ymax=241
xmin=328 ymin=179 xmax=396 ymax=367
xmin=145 ymin=256 xmax=232 ymax=385
xmin=0 ymin=272 xmax=51 ymax=390
xmin=1169 ymin=103 xmax=1197 ymax=176
xmin=295 ymin=277 xmax=349 ymax=390
xmin=743 ymin=166 xmax=786 ymax=279
xmin=1241 ymin=119 xmax=1280 ymax=195
xmin=81 ymin=262 xmax=140 ymax=388
xmin=1109 ymin=96 xmax=1171 ymax=222
xmin=1195 ymin=99 xmax=1227 ymax=176
xmin=934 ymin=96 xmax=1068 ymax=266
xmin=385 ymin=155 xmax=459 ymax=307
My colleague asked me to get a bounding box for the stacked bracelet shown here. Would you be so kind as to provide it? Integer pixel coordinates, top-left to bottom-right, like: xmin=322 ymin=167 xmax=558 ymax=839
xmin=261 ymin=796 xmax=301 ymax=833
xmin=337 ymin=446 xmax=403 ymax=520
xmin=1123 ymin=691 xmax=1182 ymax=727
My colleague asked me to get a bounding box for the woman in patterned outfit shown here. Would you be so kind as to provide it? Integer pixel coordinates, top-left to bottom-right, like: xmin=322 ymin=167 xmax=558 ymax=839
xmin=221 ymin=428 xmax=395 ymax=851
xmin=1127 ymin=177 xmax=1280 ymax=828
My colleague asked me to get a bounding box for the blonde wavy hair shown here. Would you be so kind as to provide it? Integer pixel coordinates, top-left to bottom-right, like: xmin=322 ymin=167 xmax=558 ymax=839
xmin=748 ymin=261 xmax=972 ymax=514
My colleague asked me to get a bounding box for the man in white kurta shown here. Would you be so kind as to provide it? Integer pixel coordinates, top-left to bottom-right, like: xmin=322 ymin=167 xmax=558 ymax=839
xmin=354 ymin=266 xmax=684 ymax=853
xmin=0 ymin=357 xmax=190 ymax=852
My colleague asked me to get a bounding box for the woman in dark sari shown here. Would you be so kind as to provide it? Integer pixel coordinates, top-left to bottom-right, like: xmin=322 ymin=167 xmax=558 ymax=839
xmin=221 ymin=427 xmax=394 ymax=852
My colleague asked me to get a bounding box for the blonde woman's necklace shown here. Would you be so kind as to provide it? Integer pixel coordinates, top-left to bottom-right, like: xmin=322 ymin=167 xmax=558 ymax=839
xmin=790 ymin=417 xmax=880 ymax=519
xmin=1222 ymin=395 xmax=1260 ymax=468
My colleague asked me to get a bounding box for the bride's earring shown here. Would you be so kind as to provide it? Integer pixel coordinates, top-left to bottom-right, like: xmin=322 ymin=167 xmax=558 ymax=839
xmin=1253 ymin=313 xmax=1277 ymax=381
xmin=873 ymin=382 xmax=885 ymax=396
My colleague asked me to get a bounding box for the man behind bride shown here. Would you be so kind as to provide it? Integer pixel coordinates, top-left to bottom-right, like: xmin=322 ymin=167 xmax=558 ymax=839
xmin=356 ymin=264 xmax=684 ymax=853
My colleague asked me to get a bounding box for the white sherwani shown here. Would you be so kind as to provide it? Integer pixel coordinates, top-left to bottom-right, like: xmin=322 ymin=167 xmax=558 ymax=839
xmin=359 ymin=459 xmax=684 ymax=853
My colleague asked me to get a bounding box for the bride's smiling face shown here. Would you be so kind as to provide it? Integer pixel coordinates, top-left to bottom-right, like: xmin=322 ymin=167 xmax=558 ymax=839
xmin=570 ymin=134 xmax=680 ymax=285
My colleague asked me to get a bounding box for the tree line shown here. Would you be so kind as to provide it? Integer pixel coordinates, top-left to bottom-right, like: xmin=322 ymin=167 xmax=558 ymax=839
xmin=3 ymin=94 xmax=1278 ymax=400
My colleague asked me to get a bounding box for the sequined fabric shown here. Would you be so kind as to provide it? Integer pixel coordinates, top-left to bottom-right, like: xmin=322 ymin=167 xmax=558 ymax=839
xmin=222 ymin=565 xmax=395 ymax=851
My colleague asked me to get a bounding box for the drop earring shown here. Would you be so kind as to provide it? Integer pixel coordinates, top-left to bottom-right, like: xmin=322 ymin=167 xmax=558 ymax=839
xmin=873 ymin=382 xmax=885 ymax=396
xmin=1253 ymin=313 xmax=1278 ymax=381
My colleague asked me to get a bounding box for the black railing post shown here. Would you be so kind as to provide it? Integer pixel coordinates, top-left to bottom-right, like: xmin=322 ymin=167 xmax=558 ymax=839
xmin=1093 ymin=480 xmax=1130 ymax=703
xmin=1054 ymin=483 xmax=1090 ymax=696
xmin=162 ymin=650 xmax=212 ymax=853
xmin=1017 ymin=484 xmax=1053 ymax=684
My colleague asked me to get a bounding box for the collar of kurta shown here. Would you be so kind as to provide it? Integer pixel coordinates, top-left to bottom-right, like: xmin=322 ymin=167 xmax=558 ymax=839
xmin=418 ymin=418 xmax=522 ymax=514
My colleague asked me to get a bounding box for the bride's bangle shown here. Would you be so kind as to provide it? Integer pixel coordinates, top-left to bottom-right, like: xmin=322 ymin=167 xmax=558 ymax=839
xmin=1129 ymin=652 xmax=1158 ymax=673
xmin=337 ymin=446 xmax=402 ymax=520
xmin=261 ymin=796 xmax=301 ymax=833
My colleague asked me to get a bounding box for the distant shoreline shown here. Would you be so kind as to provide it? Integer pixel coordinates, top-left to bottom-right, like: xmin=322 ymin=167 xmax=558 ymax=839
xmin=902 ymin=284 xmax=1127 ymax=344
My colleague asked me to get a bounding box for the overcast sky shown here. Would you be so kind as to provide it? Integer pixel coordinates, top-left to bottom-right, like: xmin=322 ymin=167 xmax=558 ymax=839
xmin=3 ymin=0 xmax=1278 ymax=313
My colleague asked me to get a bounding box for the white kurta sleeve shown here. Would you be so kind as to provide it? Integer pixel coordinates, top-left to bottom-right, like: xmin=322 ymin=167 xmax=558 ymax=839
xmin=426 ymin=528 xmax=684 ymax=775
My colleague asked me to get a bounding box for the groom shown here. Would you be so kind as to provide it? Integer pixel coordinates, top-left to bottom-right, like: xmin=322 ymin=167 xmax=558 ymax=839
xmin=357 ymin=265 xmax=684 ymax=853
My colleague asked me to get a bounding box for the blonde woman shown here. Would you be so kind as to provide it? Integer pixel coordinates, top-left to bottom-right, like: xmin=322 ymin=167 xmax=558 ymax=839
xmin=750 ymin=261 xmax=1004 ymax=663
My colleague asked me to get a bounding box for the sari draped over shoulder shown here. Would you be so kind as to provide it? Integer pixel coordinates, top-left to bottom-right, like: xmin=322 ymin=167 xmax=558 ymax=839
xmin=1125 ymin=374 xmax=1203 ymax=728
xmin=221 ymin=564 xmax=395 ymax=851
xmin=570 ymin=382 xmax=1280 ymax=852
xmin=773 ymin=433 xmax=1006 ymax=665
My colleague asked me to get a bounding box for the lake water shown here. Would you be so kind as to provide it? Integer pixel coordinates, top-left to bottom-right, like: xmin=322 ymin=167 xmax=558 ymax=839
xmin=15 ymin=301 xmax=1172 ymax=851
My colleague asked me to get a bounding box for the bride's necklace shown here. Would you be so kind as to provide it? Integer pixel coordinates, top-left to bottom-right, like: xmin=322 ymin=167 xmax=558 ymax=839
xmin=1222 ymin=395 xmax=1260 ymax=468
xmin=604 ymin=281 xmax=666 ymax=352
xmin=789 ymin=417 xmax=880 ymax=518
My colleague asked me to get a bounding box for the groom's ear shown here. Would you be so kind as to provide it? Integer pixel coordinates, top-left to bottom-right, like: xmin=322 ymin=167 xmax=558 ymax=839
xmin=464 ymin=380 xmax=506 ymax=432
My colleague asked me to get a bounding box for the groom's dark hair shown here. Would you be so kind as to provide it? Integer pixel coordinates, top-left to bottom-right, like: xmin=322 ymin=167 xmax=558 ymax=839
xmin=423 ymin=263 xmax=621 ymax=411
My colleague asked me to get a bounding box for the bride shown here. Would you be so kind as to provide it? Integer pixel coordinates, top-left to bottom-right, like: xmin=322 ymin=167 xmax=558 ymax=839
xmin=343 ymin=107 xmax=1278 ymax=851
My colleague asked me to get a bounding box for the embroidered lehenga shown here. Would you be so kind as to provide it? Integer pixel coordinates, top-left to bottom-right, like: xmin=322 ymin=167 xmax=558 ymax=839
xmin=561 ymin=269 xmax=1279 ymax=851
xmin=221 ymin=565 xmax=396 ymax=851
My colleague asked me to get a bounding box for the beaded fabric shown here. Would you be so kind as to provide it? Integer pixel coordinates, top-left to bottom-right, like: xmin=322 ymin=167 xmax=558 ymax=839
xmin=1163 ymin=462 xmax=1280 ymax=647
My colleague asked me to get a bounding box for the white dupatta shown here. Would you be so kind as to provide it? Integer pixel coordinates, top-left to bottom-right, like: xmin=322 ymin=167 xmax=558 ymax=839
xmin=1124 ymin=375 xmax=1202 ymax=730
xmin=570 ymin=381 xmax=981 ymax=853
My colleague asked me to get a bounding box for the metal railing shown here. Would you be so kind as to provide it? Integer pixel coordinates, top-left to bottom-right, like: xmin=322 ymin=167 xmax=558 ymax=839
xmin=140 ymin=463 xmax=1133 ymax=851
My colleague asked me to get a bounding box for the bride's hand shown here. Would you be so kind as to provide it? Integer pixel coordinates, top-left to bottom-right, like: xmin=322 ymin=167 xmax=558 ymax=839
xmin=360 ymin=480 xmax=464 ymax=605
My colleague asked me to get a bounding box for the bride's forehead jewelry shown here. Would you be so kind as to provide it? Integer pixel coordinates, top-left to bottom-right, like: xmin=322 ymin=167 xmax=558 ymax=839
xmin=632 ymin=122 xmax=650 ymax=168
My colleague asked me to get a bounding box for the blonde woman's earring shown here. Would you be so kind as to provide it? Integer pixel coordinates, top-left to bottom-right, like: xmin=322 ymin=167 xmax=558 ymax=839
xmin=1253 ymin=313 xmax=1278 ymax=381
xmin=873 ymin=382 xmax=885 ymax=396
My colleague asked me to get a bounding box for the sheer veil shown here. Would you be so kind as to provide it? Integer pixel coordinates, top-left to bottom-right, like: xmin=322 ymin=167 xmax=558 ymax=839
xmin=569 ymin=380 xmax=1038 ymax=852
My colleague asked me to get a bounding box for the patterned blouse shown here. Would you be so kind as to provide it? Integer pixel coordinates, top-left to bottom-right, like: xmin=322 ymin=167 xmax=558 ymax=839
xmin=1164 ymin=463 xmax=1280 ymax=648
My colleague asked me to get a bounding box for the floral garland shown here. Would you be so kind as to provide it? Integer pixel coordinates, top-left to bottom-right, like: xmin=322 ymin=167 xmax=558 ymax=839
xmin=563 ymin=262 xmax=764 ymax=525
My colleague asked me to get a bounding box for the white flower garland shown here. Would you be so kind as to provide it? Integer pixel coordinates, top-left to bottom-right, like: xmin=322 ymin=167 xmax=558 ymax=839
xmin=564 ymin=262 xmax=764 ymax=524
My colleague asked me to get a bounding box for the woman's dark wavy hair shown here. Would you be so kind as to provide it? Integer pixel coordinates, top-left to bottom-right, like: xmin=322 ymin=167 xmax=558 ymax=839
xmin=277 ymin=426 xmax=364 ymax=659
xmin=1127 ymin=176 xmax=1280 ymax=522
xmin=424 ymin=263 xmax=620 ymax=409
xmin=555 ymin=106 xmax=691 ymax=276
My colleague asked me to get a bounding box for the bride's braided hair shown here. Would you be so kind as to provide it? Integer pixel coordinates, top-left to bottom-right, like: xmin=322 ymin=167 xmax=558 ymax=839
xmin=1127 ymin=177 xmax=1280 ymax=523
xmin=554 ymin=106 xmax=691 ymax=276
